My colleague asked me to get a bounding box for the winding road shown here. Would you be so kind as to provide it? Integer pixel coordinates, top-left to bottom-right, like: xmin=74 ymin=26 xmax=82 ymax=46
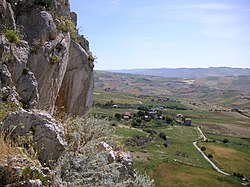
xmin=193 ymin=127 xmax=230 ymax=176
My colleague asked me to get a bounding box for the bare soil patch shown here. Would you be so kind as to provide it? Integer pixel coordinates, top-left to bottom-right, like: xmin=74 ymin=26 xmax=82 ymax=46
xmin=197 ymin=123 xmax=250 ymax=138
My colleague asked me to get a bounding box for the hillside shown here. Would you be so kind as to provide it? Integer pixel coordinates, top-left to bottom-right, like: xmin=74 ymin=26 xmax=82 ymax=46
xmin=92 ymin=72 xmax=250 ymax=186
xmin=109 ymin=67 xmax=250 ymax=78
xmin=95 ymin=71 xmax=250 ymax=112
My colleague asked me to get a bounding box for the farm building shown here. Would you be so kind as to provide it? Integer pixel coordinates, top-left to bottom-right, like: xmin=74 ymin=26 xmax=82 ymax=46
xmin=184 ymin=118 xmax=192 ymax=126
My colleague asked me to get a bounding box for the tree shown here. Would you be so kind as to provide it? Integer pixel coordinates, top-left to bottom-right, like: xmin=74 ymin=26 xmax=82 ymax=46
xmin=201 ymin=146 xmax=206 ymax=151
xmin=137 ymin=110 xmax=145 ymax=117
xmin=223 ymin=138 xmax=229 ymax=143
xmin=159 ymin=132 xmax=167 ymax=140
xmin=165 ymin=117 xmax=173 ymax=124
xmin=131 ymin=120 xmax=140 ymax=127
xmin=115 ymin=113 xmax=122 ymax=120
xmin=207 ymin=153 xmax=213 ymax=159
xmin=163 ymin=142 xmax=168 ymax=147
xmin=136 ymin=119 xmax=142 ymax=124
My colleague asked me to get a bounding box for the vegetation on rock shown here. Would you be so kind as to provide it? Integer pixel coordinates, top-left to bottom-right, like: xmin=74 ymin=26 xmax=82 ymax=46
xmin=1 ymin=28 xmax=21 ymax=44
xmin=50 ymin=54 xmax=61 ymax=64
xmin=56 ymin=16 xmax=78 ymax=40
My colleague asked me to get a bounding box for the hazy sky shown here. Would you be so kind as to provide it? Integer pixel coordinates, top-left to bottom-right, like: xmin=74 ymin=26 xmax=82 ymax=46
xmin=70 ymin=0 xmax=250 ymax=70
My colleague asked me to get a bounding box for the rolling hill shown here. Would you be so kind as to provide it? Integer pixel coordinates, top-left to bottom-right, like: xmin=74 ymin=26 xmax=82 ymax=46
xmin=108 ymin=67 xmax=250 ymax=78
xmin=94 ymin=70 xmax=250 ymax=111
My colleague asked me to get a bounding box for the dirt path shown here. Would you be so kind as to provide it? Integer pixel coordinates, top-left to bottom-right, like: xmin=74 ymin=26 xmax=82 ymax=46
xmin=197 ymin=127 xmax=207 ymax=141
xmin=194 ymin=127 xmax=230 ymax=176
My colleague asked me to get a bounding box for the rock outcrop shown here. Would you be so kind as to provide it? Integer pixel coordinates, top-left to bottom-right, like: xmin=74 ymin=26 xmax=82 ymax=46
xmin=56 ymin=41 xmax=94 ymax=116
xmin=0 ymin=0 xmax=16 ymax=29
xmin=0 ymin=156 xmax=51 ymax=186
xmin=0 ymin=0 xmax=94 ymax=116
xmin=2 ymin=110 xmax=66 ymax=163
xmin=97 ymin=141 xmax=135 ymax=180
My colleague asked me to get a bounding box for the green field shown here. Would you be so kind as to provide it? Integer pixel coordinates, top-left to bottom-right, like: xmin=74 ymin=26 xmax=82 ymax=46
xmin=115 ymin=125 xmax=243 ymax=187
xmin=152 ymin=162 xmax=241 ymax=187
xmin=92 ymin=88 xmax=250 ymax=186
xmin=200 ymin=133 xmax=250 ymax=178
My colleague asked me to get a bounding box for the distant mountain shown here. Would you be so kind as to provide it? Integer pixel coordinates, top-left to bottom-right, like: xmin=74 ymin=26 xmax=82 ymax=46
xmin=108 ymin=67 xmax=250 ymax=78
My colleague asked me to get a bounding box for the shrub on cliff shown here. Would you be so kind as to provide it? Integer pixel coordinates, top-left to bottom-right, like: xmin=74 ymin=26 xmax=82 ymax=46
xmin=1 ymin=28 xmax=21 ymax=44
xmin=53 ymin=117 xmax=154 ymax=186
xmin=56 ymin=16 xmax=78 ymax=40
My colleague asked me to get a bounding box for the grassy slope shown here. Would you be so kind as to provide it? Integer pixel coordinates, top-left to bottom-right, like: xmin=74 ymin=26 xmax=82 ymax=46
xmin=200 ymin=133 xmax=250 ymax=178
xmin=152 ymin=163 xmax=241 ymax=187
xmin=115 ymin=125 xmax=242 ymax=187
xmin=92 ymin=80 xmax=250 ymax=186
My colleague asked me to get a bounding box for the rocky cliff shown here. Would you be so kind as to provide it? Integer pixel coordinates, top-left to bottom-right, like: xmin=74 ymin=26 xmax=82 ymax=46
xmin=0 ymin=1 xmax=154 ymax=186
xmin=0 ymin=0 xmax=94 ymax=116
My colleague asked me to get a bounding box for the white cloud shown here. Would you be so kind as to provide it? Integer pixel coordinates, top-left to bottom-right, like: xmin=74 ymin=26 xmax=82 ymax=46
xmin=180 ymin=3 xmax=235 ymax=11
xmin=109 ymin=0 xmax=121 ymax=4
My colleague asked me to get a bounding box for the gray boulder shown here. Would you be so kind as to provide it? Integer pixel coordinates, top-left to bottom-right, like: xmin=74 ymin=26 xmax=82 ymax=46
xmin=2 ymin=110 xmax=66 ymax=163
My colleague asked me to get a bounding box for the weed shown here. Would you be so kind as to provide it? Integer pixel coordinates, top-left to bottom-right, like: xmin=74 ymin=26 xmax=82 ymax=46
xmin=0 ymin=131 xmax=26 ymax=163
xmin=22 ymin=67 xmax=29 ymax=75
xmin=56 ymin=16 xmax=77 ymax=40
xmin=36 ymin=0 xmax=53 ymax=11
xmin=0 ymin=100 xmax=19 ymax=121
xmin=50 ymin=55 xmax=60 ymax=64
xmin=1 ymin=28 xmax=21 ymax=44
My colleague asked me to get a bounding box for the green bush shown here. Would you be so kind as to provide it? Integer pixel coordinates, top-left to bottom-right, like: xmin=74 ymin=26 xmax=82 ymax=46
xmin=114 ymin=113 xmax=122 ymax=120
xmin=53 ymin=118 xmax=154 ymax=186
xmin=2 ymin=29 xmax=21 ymax=44
xmin=165 ymin=117 xmax=173 ymax=124
xmin=222 ymin=138 xmax=229 ymax=143
xmin=163 ymin=142 xmax=168 ymax=147
xmin=50 ymin=55 xmax=60 ymax=64
xmin=56 ymin=16 xmax=77 ymax=39
xmin=159 ymin=132 xmax=167 ymax=140
xmin=22 ymin=67 xmax=29 ymax=75
xmin=201 ymin=146 xmax=206 ymax=151
xmin=36 ymin=0 xmax=53 ymax=11
xmin=207 ymin=153 xmax=213 ymax=159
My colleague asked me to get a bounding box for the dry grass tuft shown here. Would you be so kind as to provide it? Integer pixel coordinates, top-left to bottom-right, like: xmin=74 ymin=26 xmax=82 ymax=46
xmin=0 ymin=131 xmax=27 ymax=164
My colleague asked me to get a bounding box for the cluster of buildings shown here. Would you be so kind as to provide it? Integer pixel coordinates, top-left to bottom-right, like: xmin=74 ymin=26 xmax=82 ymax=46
xmin=175 ymin=114 xmax=192 ymax=126
xmin=123 ymin=110 xmax=163 ymax=121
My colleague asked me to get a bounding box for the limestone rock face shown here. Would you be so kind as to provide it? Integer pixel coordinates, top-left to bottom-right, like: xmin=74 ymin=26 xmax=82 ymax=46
xmin=56 ymin=41 xmax=94 ymax=116
xmin=0 ymin=64 xmax=13 ymax=86
xmin=17 ymin=10 xmax=57 ymax=44
xmin=0 ymin=0 xmax=94 ymax=116
xmin=0 ymin=0 xmax=16 ymax=29
xmin=2 ymin=110 xmax=66 ymax=163
xmin=16 ymin=71 xmax=39 ymax=108
xmin=28 ymin=33 xmax=70 ymax=113
xmin=0 ymin=34 xmax=39 ymax=108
